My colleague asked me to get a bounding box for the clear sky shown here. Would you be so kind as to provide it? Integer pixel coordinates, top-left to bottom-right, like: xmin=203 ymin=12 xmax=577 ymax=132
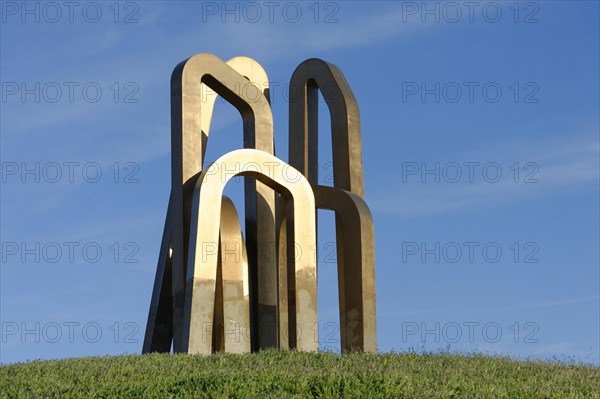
xmin=1 ymin=1 xmax=598 ymax=365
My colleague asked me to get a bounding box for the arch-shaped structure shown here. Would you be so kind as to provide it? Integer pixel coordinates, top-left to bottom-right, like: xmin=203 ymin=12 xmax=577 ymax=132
xmin=144 ymin=54 xmax=377 ymax=356
xmin=171 ymin=54 xmax=277 ymax=352
xmin=144 ymin=54 xmax=277 ymax=353
xmin=197 ymin=56 xmax=278 ymax=350
xmin=285 ymin=58 xmax=376 ymax=352
xmin=288 ymin=58 xmax=364 ymax=196
xmin=183 ymin=149 xmax=317 ymax=355
xmin=313 ymin=185 xmax=376 ymax=352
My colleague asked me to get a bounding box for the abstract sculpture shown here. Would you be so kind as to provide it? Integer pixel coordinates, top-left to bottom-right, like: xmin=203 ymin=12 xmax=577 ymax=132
xmin=143 ymin=54 xmax=376 ymax=355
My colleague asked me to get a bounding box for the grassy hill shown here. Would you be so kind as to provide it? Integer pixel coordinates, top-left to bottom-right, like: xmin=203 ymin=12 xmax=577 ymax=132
xmin=1 ymin=350 xmax=598 ymax=398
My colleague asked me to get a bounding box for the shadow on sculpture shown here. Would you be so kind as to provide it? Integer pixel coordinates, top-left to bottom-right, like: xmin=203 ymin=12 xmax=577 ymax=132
xmin=143 ymin=54 xmax=376 ymax=354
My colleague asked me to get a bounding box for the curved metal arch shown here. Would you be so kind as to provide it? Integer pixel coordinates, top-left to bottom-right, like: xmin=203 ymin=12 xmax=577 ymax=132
xmin=288 ymin=58 xmax=364 ymax=196
xmin=169 ymin=53 xmax=277 ymax=352
xmin=285 ymin=58 xmax=375 ymax=353
xmin=144 ymin=54 xmax=278 ymax=353
xmin=183 ymin=149 xmax=317 ymax=355
xmin=276 ymin=185 xmax=377 ymax=353
xmin=172 ymin=53 xmax=274 ymax=174
xmin=197 ymin=56 xmax=279 ymax=350
xmin=313 ymin=185 xmax=376 ymax=353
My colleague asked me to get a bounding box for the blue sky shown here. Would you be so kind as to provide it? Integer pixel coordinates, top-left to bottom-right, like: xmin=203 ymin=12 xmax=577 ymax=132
xmin=0 ymin=1 xmax=598 ymax=364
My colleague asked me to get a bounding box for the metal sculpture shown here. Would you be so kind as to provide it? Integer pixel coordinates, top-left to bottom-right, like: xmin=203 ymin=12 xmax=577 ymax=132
xmin=143 ymin=54 xmax=376 ymax=355
xmin=287 ymin=59 xmax=376 ymax=352
xmin=184 ymin=149 xmax=317 ymax=355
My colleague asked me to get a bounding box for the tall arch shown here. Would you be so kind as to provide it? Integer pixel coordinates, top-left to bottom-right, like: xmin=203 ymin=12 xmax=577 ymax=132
xmin=144 ymin=54 xmax=277 ymax=353
xmin=183 ymin=149 xmax=317 ymax=355
xmin=198 ymin=56 xmax=278 ymax=350
xmin=288 ymin=58 xmax=364 ymax=196
xmin=286 ymin=58 xmax=376 ymax=352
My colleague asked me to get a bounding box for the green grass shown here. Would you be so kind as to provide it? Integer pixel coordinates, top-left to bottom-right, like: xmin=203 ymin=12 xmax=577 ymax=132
xmin=1 ymin=350 xmax=598 ymax=398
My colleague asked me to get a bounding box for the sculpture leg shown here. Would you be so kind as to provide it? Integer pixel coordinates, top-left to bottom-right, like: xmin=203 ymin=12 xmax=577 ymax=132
xmin=276 ymin=201 xmax=289 ymax=349
xmin=220 ymin=197 xmax=251 ymax=354
xmin=143 ymin=195 xmax=175 ymax=353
